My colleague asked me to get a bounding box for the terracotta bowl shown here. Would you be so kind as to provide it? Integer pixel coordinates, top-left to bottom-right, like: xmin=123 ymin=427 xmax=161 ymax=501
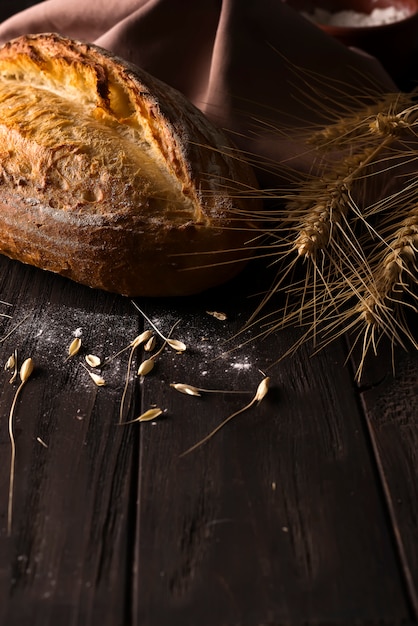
xmin=284 ymin=0 xmax=418 ymax=84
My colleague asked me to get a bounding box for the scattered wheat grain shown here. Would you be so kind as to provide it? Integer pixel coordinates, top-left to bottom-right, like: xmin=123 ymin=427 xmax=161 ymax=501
xmin=67 ymin=337 xmax=81 ymax=358
xmin=170 ymin=383 xmax=201 ymax=396
xmin=206 ymin=311 xmax=228 ymax=321
xmin=123 ymin=407 xmax=163 ymax=424
xmin=137 ymin=358 xmax=155 ymax=376
xmin=7 ymin=356 xmax=34 ymax=535
xmin=81 ymin=363 xmax=106 ymax=386
xmin=85 ymin=354 xmax=101 ymax=368
xmin=144 ymin=335 xmax=156 ymax=352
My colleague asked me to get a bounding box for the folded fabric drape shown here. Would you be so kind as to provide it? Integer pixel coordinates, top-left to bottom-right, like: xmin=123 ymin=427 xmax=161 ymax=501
xmin=0 ymin=0 xmax=395 ymax=184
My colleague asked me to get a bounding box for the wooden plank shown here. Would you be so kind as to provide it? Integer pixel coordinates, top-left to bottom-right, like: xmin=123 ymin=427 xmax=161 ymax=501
xmin=356 ymin=339 xmax=418 ymax=622
xmin=132 ymin=283 xmax=411 ymax=626
xmin=0 ymin=259 xmax=139 ymax=626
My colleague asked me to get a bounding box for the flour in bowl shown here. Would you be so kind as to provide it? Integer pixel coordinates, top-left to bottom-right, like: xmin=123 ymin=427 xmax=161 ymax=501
xmin=302 ymin=7 xmax=411 ymax=27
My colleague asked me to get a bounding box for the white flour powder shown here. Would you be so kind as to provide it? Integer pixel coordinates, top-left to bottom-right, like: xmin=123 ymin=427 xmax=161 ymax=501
xmin=302 ymin=6 xmax=411 ymax=27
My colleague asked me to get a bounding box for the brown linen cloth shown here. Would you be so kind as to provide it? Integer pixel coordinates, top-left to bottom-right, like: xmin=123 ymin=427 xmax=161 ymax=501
xmin=0 ymin=0 xmax=395 ymax=185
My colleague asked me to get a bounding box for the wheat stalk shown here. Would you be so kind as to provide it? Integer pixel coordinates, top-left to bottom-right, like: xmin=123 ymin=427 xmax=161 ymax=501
xmin=242 ymin=87 xmax=418 ymax=377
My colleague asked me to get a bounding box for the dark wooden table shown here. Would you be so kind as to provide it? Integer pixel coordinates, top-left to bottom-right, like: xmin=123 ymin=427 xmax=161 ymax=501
xmin=0 ymin=3 xmax=417 ymax=625
xmin=0 ymin=250 xmax=416 ymax=626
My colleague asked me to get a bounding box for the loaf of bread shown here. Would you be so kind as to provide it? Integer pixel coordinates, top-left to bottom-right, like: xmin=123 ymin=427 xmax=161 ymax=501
xmin=0 ymin=33 xmax=261 ymax=296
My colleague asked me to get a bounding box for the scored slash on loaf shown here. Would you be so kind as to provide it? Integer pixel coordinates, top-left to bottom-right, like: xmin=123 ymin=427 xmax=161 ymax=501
xmin=0 ymin=33 xmax=261 ymax=297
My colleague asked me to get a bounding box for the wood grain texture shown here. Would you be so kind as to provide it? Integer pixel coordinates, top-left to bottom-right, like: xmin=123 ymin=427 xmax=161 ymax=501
xmin=358 ymin=343 xmax=418 ymax=622
xmin=0 ymin=259 xmax=139 ymax=626
xmin=132 ymin=288 xmax=411 ymax=626
xmin=0 ymin=206 xmax=414 ymax=626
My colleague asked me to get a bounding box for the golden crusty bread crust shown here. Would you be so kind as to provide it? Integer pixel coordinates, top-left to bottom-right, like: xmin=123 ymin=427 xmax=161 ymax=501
xmin=0 ymin=33 xmax=261 ymax=296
